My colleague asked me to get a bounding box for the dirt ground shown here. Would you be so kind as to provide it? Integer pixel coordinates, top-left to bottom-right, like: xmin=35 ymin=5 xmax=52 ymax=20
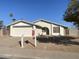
xmin=0 ymin=36 xmax=79 ymax=53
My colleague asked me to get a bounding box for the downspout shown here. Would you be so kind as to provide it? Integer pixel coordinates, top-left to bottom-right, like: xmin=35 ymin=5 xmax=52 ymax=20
xmin=51 ymin=24 xmax=52 ymax=36
xmin=59 ymin=26 xmax=61 ymax=36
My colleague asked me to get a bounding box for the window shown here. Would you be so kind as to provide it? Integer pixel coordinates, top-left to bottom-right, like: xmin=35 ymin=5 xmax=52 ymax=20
xmin=53 ymin=27 xmax=60 ymax=33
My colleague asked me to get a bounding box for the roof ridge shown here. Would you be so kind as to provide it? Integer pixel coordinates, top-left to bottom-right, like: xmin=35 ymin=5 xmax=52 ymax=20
xmin=7 ymin=20 xmax=34 ymax=26
xmin=33 ymin=19 xmax=67 ymax=27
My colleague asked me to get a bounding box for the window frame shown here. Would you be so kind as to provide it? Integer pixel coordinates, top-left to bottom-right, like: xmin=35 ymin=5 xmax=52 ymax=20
xmin=53 ymin=26 xmax=60 ymax=33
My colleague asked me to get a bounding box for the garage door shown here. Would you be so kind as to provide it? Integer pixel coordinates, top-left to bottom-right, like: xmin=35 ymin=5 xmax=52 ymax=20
xmin=11 ymin=26 xmax=32 ymax=37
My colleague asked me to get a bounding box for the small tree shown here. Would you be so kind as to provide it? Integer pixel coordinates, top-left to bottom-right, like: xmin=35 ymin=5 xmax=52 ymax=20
xmin=9 ymin=13 xmax=16 ymax=22
xmin=64 ymin=0 xmax=79 ymax=28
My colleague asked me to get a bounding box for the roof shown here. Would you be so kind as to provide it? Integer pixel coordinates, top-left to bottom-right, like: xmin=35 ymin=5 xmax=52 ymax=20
xmin=33 ymin=19 xmax=68 ymax=28
xmin=7 ymin=20 xmax=43 ymax=28
xmin=7 ymin=20 xmax=34 ymax=26
xmin=7 ymin=19 xmax=68 ymax=29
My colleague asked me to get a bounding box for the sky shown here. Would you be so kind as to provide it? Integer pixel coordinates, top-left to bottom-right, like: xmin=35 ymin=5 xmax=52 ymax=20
xmin=0 ymin=0 xmax=72 ymax=27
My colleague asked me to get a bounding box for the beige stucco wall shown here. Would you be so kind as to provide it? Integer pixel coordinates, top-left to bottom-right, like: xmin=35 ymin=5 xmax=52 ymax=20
xmin=35 ymin=21 xmax=52 ymax=35
xmin=10 ymin=22 xmax=33 ymax=37
xmin=60 ymin=26 xmax=65 ymax=36
xmin=36 ymin=28 xmax=42 ymax=36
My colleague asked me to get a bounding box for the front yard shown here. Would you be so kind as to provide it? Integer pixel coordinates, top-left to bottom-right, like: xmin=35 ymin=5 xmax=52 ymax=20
xmin=0 ymin=36 xmax=79 ymax=53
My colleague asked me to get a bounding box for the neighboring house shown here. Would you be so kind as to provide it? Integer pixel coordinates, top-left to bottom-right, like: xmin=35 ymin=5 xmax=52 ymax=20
xmin=34 ymin=19 xmax=69 ymax=36
xmin=7 ymin=19 xmax=69 ymax=37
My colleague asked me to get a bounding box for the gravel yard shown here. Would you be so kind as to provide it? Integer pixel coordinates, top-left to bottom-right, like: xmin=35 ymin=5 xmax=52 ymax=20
xmin=0 ymin=36 xmax=79 ymax=53
xmin=0 ymin=36 xmax=79 ymax=59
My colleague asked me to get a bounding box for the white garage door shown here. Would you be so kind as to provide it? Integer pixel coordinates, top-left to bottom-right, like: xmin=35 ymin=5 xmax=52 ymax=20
xmin=11 ymin=26 xmax=32 ymax=37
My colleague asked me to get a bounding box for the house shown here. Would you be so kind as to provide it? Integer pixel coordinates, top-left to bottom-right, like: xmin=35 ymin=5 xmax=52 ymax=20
xmin=34 ymin=19 xmax=69 ymax=36
xmin=8 ymin=19 xmax=69 ymax=37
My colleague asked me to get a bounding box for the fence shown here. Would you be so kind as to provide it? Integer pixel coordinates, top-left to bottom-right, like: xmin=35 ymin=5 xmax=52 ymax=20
xmin=0 ymin=29 xmax=10 ymax=36
xmin=69 ymin=28 xmax=79 ymax=37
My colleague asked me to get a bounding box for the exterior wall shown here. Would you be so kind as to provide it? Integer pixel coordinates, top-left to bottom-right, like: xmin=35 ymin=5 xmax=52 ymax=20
xmin=35 ymin=21 xmax=52 ymax=35
xmin=60 ymin=26 xmax=65 ymax=36
xmin=10 ymin=22 xmax=33 ymax=37
xmin=36 ymin=28 xmax=42 ymax=36
xmin=10 ymin=25 xmax=13 ymax=36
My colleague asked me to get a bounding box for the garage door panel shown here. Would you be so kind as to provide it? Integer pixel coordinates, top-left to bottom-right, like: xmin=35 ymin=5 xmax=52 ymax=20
xmin=12 ymin=27 xmax=32 ymax=37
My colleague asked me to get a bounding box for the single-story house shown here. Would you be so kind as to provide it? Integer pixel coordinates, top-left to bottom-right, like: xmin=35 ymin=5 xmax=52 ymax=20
xmin=7 ymin=19 xmax=69 ymax=37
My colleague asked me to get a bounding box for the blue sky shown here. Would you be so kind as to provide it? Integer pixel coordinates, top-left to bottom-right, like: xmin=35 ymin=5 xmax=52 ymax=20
xmin=0 ymin=0 xmax=72 ymax=27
